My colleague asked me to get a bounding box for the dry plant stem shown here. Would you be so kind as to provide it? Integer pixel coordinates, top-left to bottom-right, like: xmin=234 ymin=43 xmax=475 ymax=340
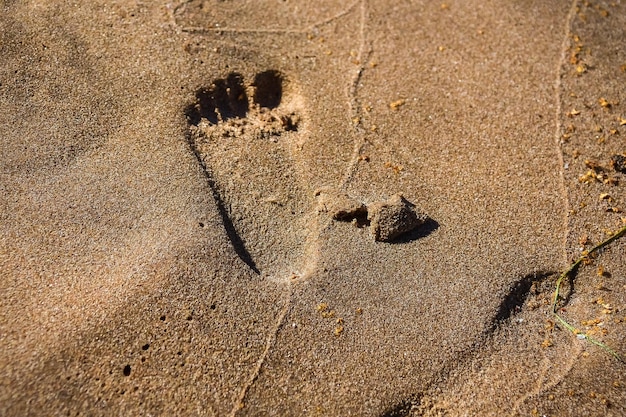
xmin=552 ymin=224 xmax=626 ymax=363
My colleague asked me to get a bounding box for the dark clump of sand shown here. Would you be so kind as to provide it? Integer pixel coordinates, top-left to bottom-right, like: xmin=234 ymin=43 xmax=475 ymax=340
xmin=1 ymin=1 xmax=625 ymax=416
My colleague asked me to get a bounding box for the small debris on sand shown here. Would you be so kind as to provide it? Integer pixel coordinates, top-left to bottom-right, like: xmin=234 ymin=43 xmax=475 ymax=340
xmin=367 ymin=194 xmax=429 ymax=242
xmin=610 ymin=154 xmax=626 ymax=173
xmin=389 ymin=99 xmax=406 ymax=110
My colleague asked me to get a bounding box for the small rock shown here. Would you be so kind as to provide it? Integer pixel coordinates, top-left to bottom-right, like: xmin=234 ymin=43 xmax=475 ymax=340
xmin=610 ymin=154 xmax=626 ymax=173
xmin=315 ymin=189 xmax=367 ymax=221
xmin=367 ymin=194 xmax=428 ymax=242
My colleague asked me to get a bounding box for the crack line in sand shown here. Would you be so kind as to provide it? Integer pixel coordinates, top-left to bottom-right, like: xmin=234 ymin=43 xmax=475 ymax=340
xmin=309 ymin=0 xmax=361 ymax=31
xmin=171 ymin=0 xmax=360 ymax=35
xmin=340 ymin=0 xmax=371 ymax=191
xmin=229 ymin=287 xmax=292 ymax=417
xmin=553 ymin=0 xmax=578 ymax=270
xmin=509 ymin=2 xmax=580 ymax=414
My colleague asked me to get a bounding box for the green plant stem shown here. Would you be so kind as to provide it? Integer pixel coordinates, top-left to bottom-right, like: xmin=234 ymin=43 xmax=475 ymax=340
xmin=551 ymin=224 xmax=626 ymax=363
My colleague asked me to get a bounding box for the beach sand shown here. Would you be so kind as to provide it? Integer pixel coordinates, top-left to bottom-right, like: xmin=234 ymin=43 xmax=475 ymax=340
xmin=1 ymin=1 xmax=625 ymax=415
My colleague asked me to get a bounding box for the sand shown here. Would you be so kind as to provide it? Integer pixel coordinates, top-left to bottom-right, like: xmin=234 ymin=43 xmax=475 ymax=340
xmin=1 ymin=0 xmax=625 ymax=415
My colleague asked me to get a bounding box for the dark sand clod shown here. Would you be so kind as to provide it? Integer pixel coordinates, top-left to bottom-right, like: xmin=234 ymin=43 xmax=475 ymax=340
xmin=367 ymin=194 xmax=428 ymax=242
xmin=1 ymin=1 xmax=625 ymax=416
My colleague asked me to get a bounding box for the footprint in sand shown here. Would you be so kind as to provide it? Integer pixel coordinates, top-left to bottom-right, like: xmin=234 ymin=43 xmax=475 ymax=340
xmin=185 ymin=70 xmax=311 ymax=278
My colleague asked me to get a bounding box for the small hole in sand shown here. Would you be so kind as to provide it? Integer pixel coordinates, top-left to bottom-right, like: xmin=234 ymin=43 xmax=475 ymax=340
xmin=142 ymin=343 xmax=150 ymax=350
xmin=160 ymin=315 xmax=166 ymax=321
xmin=210 ymin=304 xmax=216 ymax=310
xmin=199 ymin=222 xmax=205 ymax=227
xmin=123 ymin=365 xmax=131 ymax=377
